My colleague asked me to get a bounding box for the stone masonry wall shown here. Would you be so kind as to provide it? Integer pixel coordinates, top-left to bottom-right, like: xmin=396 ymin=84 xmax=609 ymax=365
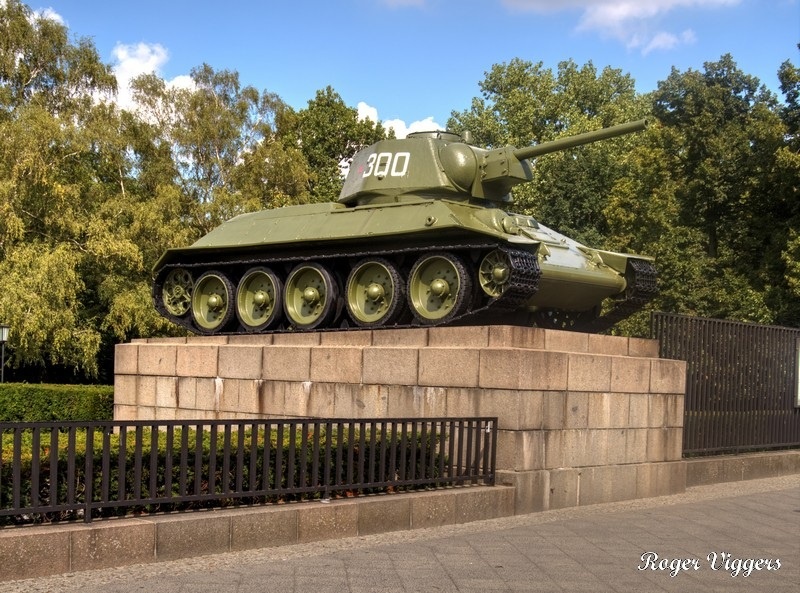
xmin=114 ymin=325 xmax=687 ymax=512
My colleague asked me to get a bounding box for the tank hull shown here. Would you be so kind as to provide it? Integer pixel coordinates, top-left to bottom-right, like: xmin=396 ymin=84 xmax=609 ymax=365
xmin=153 ymin=198 xmax=656 ymax=335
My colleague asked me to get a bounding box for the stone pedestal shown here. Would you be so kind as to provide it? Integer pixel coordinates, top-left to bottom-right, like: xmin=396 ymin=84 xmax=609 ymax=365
xmin=114 ymin=325 xmax=687 ymax=511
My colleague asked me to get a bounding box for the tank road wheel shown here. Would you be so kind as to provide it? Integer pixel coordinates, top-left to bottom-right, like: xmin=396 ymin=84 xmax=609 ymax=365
xmin=284 ymin=263 xmax=339 ymax=330
xmin=478 ymin=249 xmax=512 ymax=297
xmin=236 ymin=267 xmax=283 ymax=332
xmin=161 ymin=268 xmax=193 ymax=317
xmin=191 ymin=271 xmax=235 ymax=333
xmin=345 ymin=258 xmax=404 ymax=327
xmin=407 ymin=252 xmax=472 ymax=324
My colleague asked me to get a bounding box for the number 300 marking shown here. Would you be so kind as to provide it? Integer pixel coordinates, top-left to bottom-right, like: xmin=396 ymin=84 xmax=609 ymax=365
xmin=362 ymin=152 xmax=410 ymax=178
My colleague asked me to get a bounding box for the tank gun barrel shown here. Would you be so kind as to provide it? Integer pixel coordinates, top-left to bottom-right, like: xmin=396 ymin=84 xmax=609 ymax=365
xmin=513 ymin=118 xmax=649 ymax=161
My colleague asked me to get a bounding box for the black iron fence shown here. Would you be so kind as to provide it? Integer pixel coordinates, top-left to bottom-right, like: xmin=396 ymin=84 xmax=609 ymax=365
xmin=652 ymin=312 xmax=800 ymax=455
xmin=0 ymin=416 xmax=497 ymax=527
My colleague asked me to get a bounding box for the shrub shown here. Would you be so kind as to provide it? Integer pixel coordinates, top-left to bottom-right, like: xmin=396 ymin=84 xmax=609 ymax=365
xmin=0 ymin=384 xmax=113 ymax=422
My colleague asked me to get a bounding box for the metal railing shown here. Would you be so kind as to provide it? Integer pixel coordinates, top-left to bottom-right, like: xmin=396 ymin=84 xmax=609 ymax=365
xmin=0 ymin=416 xmax=497 ymax=526
xmin=652 ymin=312 xmax=800 ymax=455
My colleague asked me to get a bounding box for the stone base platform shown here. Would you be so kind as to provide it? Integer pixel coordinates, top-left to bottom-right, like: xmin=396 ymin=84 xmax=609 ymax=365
xmin=114 ymin=325 xmax=688 ymax=513
xmin=0 ymin=485 xmax=514 ymax=581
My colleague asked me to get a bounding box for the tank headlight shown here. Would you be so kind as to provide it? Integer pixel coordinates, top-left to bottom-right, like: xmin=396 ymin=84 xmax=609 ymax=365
xmin=501 ymin=216 xmax=519 ymax=235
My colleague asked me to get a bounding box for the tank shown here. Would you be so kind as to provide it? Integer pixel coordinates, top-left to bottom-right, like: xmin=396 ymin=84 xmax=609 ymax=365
xmin=152 ymin=119 xmax=656 ymax=335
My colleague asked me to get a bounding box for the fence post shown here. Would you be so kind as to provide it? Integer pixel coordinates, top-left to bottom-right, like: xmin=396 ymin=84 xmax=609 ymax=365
xmin=84 ymin=425 xmax=94 ymax=523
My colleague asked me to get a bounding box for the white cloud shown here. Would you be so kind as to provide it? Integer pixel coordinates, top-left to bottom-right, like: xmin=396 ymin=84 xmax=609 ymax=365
xmin=357 ymin=101 xmax=379 ymax=123
xmin=641 ymin=29 xmax=697 ymax=55
xmin=168 ymin=74 xmax=196 ymax=90
xmin=11 ymin=8 xmax=193 ymax=111
xmin=34 ymin=7 xmax=64 ymax=24
xmin=357 ymin=102 xmax=444 ymax=139
xmin=502 ymin=0 xmax=595 ymax=11
xmin=384 ymin=117 xmax=444 ymax=138
xmin=113 ymin=43 xmax=164 ymax=111
xmin=111 ymin=42 xmax=195 ymax=111
xmin=501 ymin=0 xmax=739 ymax=54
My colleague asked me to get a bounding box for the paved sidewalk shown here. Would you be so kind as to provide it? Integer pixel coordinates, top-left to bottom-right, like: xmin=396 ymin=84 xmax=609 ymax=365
xmin=2 ymin=475 xmax=798 ymax=593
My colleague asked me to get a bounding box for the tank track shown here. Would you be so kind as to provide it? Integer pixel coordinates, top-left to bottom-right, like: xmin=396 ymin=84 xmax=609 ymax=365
xmin=153 ymin=243 xmax=542 ymax=334
xmin=154 ymin=246 xmax=652 ymax=335
xmin=573 ymin=257 xmax=658 ymax=333
xmin=484 ymin=247 xmax=541 ymax=312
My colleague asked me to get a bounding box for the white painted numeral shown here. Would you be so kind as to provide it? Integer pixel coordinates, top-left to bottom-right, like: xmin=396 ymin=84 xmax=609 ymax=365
xmin=362 ymin=152 xmax=410 ymax=178
xmin=391 ymin=152 xmax=410 ymax=176
xmin=363 ymin=153 xmax=376 ymax=177
xmin=374 ymin=152 xmax=392 ymax=177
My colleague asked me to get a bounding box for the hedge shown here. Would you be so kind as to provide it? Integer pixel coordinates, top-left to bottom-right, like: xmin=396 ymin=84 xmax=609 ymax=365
xmin=0 ymin=383 xmax=113 ymax=422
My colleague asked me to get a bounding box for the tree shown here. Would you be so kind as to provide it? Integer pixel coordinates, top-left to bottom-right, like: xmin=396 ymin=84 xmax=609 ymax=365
xmin=776 ymin=46 xmax=800 ymax=323
xmin=131 ymin=65 xmax=312 ymax=236
xmin=0 ymin=1 xmax=123 ymax=377
xmin=0 ymin=0 xmax=116 ymax=117
xmin=448 ymin=59 xmax=649 ymax=247
xmin=607 ymin=54 xmax=798 ymax=329
xmin=447 ymin=58 xmax=557 ymax=148
xmin=0 ymin=4 xmax=388 ymax=379
xmin=295 ymin=87 xmax=388 ymax=203
xmin=450 ymin=54 xmax=800 ymax=333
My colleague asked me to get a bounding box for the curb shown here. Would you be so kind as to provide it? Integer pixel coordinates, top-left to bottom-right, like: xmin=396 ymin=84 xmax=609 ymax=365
xmin=0 ymin=485 xmax=514 ymax=582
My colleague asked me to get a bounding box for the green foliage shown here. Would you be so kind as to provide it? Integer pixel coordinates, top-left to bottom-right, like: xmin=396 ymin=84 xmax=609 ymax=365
xmin=0 ymin=3 xmax=391 ymax=379
xmin=0 ymin=383 xmax=113 ymax=422
xmin=452 ymin=52 xmax=799 ymax=332
xmin=622 ymin=54 xmax=798 ymax=326
xmin=448 ymin=58 xmax=650 ymax=247
xmin=296 ymin=86 xmax=388 ymax=202
xmin=1 ymin=0 xmax=797 ymax=381
xmin=0 ymin=0 xmax=116 ymax=116
xmin=784 ymin=230 xmax=800 ymax=297
xmin=129 ymin=65 xmax=308 ymax=235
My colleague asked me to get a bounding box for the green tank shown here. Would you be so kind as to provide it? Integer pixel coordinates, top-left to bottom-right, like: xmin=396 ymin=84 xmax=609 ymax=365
xmin=152 ymin=119 xmax=656 ymax=334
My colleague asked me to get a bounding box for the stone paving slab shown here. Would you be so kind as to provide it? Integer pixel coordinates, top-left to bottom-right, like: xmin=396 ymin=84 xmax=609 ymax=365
xmin=1 ymin=475 xmax=796 ymax=593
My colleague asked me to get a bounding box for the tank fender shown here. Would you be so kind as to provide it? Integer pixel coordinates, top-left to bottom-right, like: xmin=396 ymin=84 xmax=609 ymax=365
xmin=593 ymin=249 xmax=653 ymax=275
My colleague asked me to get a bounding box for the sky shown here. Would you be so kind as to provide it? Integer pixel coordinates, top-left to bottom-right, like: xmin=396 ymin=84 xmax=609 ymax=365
xmin=31 ymin=0 xmax=800 ymax=137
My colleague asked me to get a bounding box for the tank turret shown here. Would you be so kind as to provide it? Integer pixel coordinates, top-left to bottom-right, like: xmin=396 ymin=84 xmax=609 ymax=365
xmin=340 ymin=119 xmax=648 ymax=205
xmin=152 ymin=119 xmax=656 ymax=335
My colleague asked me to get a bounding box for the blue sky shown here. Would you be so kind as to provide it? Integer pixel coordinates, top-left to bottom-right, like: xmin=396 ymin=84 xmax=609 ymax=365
xmin=34 ymin=0 xmax=799 ymax=136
